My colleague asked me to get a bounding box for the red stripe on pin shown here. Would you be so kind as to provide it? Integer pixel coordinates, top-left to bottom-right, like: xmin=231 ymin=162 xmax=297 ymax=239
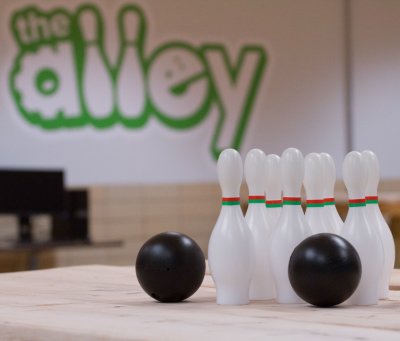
xmin=249 ymin=196 xmax=265 ymax=200
xmin=349 ymin=199 xmax=366 ymax=204
xmin=324 ymin=198 xmax=335 ymax=203
xmin=222 ymin=197 xmax=240 ymax=202
xmin=365 ymin=196 xmax=378 ymax=201
xmin=349 ymin=198 xmax=366 ymax=207
xmin=306 ymin=200 xmax=324 ymax=204
xmin=266 ymin=200 xmax=282 ymax=204
xmin=282 ymin=197 xmax=301 ymax=201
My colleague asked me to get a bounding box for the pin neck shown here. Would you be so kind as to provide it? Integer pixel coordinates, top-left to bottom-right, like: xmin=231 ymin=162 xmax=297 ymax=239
xmin=365 ymin=196 xmax=378 ymax=205
xmin=248 ymin=195 xmax=265 ymax=204
xmin=348 ymin=198 xmax=366 ymax=207
xmin=306 ymin=199 xmax=324 ymax=207
xmin=221 ymin=197 xmax=240 ymax=206
xmin=324 ymin=197 xmax=335 ymax=206
xmin=266 ymin=199 xmax=283 ymax=208
xmin=283 ymin=196 xmax=301 ymax=206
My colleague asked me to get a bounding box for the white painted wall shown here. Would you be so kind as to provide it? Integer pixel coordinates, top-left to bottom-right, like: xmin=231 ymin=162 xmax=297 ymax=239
xmin=0 ymin=0 xmax=348 ymax=185
xmin=352 ymin=0 xmax=400 ymax=178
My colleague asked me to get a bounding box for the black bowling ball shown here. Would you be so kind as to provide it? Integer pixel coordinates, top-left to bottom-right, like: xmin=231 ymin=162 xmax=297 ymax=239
xmin=288 ymin=233 xmax=361 ymax=307
xmin=135 ymin=232 xmax=206 ymax=302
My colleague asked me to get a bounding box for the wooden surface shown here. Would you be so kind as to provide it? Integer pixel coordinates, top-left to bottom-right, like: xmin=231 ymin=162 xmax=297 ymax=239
xmin=0 ymin=266 xmax=400 ymax=340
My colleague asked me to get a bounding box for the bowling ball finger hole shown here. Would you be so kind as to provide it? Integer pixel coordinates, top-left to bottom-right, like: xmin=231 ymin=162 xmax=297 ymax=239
xmin=136 ymin=232 xmax=206 ymax=303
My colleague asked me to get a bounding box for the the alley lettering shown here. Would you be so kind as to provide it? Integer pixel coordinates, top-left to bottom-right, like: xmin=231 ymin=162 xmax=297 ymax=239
xmin=9 ymin=4 xmax=267 ymax=158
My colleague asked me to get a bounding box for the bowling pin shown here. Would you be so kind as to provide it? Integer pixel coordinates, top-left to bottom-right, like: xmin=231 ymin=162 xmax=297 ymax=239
xmin=116 ymin=9 xmax=146 ymax=118
xmin=265 ymin=154 xmax=282 ymax=227
xmin=208 ymin=149 xmax=254 ymax=305
xmin=269 ymin=148 xmax=313 ymax=303
xmin=79 ymin=9 xmax=113 ymax=118
xmin=362 ymin=150 xmax=395 ymax=299
xmin=304 ymin=153 xmax=337 ymax=234
xmin=320 ymin=153 xmax=343 ymax=232
xmin=341 ymin=151 xmax=384 ymax=305
xmin=244 ymin=149 xmax=275 ymax=300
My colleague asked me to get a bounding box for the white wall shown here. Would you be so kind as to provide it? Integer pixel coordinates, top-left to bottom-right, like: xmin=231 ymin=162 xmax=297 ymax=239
xmin=352 ymin=0 xmax=400 ymax=178
xmin=0 ymin=0 xmax=364 ymax=185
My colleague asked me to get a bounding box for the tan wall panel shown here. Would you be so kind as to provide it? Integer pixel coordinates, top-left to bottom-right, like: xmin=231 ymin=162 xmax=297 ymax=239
xmin=1 ymin=180 xmax=399 ymax=271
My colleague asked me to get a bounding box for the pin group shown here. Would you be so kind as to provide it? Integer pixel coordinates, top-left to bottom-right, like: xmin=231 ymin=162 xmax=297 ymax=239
xmin=208 ymin=147 xmax=395 ymax=306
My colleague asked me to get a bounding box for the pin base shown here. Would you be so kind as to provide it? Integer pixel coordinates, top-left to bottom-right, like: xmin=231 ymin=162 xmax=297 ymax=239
xmin=379 ymin=286 xmax=390 ymax=300
xmin=216 ymin=287 xmax=249 ymax=305
xmin=249 ymin=287 xmax=275 ymax=301
xmin=276 ymin=291 xmax=304 ymax=304
xmin=347 ymin=294 xmax=378 ymax=306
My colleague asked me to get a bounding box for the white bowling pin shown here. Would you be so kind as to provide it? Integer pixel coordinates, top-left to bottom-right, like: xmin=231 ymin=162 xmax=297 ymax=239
xmin=265 ymin=154 xmax=282 ymax=227
xmin=79 ymin=10 xmax=113 ymax=118
xmin=341 ymin=151 xmax=384 ymax=305
xmin=116 ymin=9 xmax=146 ymax=118
xmin=208 ymin=149 xmax=254 ymax=305
xmin=320 ymin=153 xmax=343 ymax=232
xmin=269 ymin=148 xmax=313 ymax=304
xmin=362 ymin=150 xmax=395 ymax=299
xmin=304 ymin=153 xmax=337 ymax=234
xmin=244 ymin=149 xmax=275 ymax=300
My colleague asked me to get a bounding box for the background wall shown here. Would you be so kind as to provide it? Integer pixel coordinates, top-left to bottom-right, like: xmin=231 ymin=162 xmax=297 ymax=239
xmin=0 ymin=0 xmax=347 ymax=185
xmin=352 ymin=0 xmax=400 ymax=178
xmin=1 ymin=0 xmax=400 ymax=270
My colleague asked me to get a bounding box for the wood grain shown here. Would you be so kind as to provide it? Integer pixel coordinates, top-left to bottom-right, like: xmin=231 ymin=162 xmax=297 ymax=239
xmin=0 ymin=266 xmax=400 ymax=340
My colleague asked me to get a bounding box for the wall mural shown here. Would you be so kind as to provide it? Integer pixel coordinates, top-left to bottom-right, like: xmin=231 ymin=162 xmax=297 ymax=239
xmin=9 ymin=3 xmax=267 ymax=159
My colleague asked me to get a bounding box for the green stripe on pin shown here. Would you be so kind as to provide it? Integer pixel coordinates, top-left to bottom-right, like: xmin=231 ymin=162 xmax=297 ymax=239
xmin=222 ymin=201 xmax=240 ymax=206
